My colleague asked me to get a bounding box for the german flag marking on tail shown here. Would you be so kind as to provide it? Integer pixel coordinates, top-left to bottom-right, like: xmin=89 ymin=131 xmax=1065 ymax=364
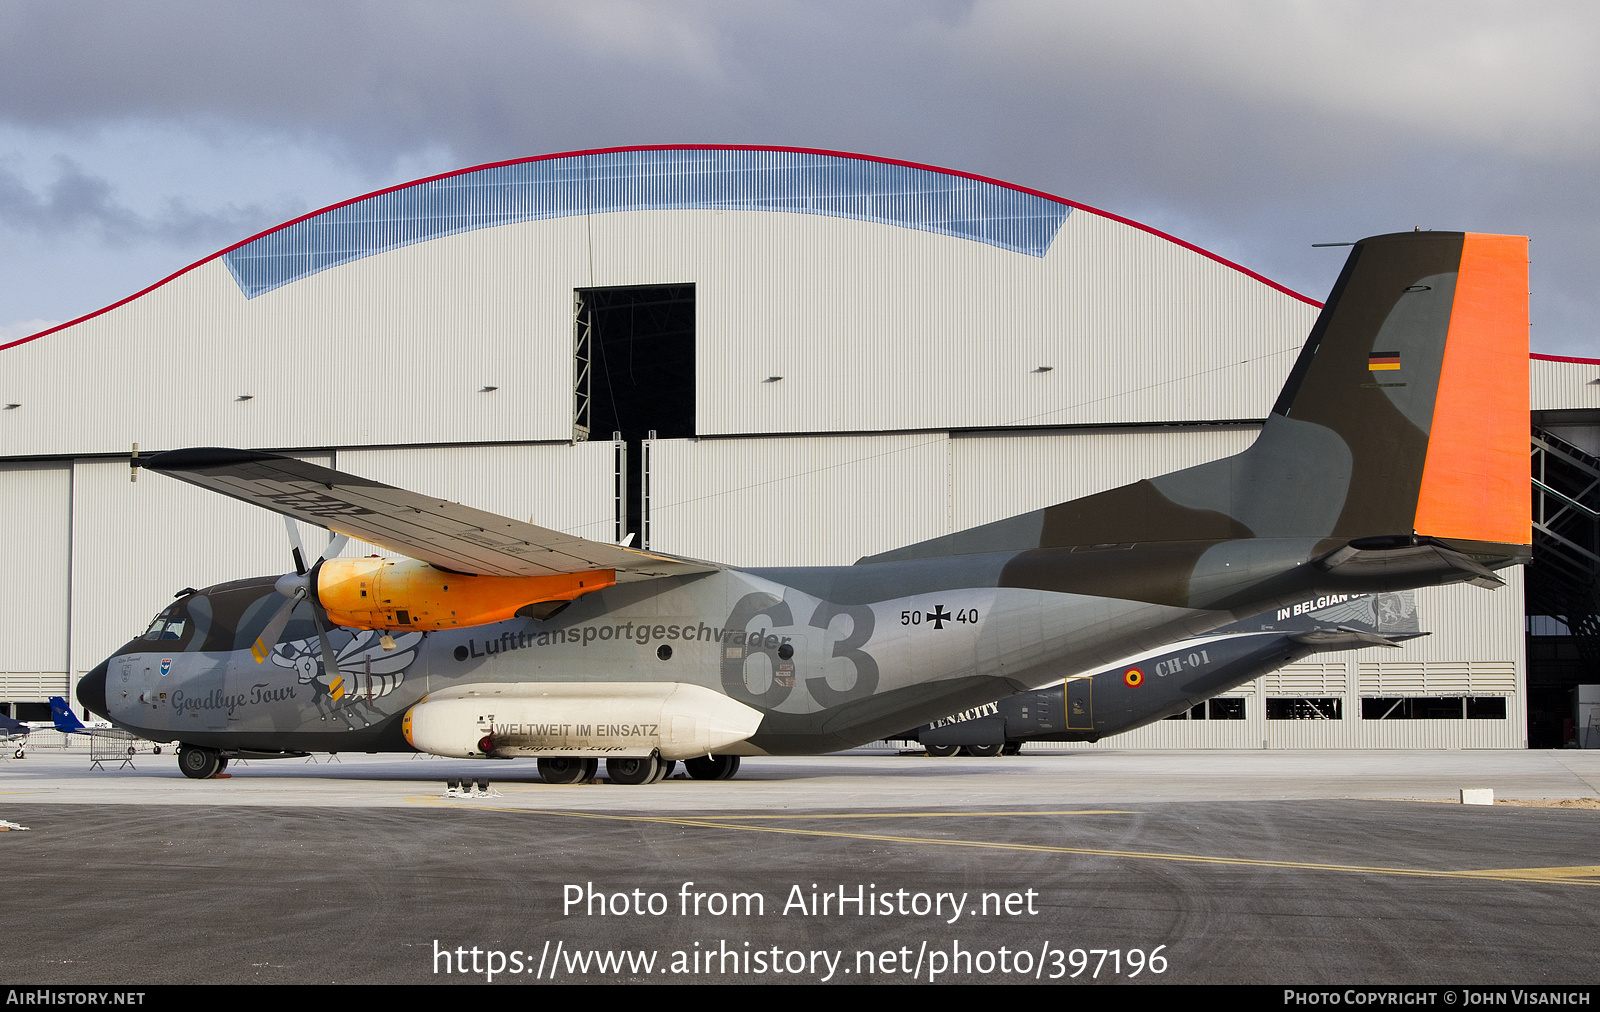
xmin=1368 ymin=351 xmax=1402 ymax=371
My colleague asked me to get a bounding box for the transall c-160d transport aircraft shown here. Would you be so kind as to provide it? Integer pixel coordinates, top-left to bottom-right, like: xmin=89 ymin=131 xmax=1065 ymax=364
xmin=76 ymin=231 xmax=1532 ymax=784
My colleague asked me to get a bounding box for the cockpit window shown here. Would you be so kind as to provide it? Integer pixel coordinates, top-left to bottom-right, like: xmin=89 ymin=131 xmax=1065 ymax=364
xmin=119 ymin=577 xmax=331 ymax=657
xmin=136 ymin=595 xmax=211 ymax=652
xmin=142 ymin=613 xmax=185 ymax=641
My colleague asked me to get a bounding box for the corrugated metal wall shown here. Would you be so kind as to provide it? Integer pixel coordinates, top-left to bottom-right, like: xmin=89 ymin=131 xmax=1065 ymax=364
xmin=1531 ymin=358 xmax=1600 ymax=412
xmin=337 ymin=442 xmax=620 ymax=547
xmin=0 ymin=463 xmax=71 ymax=701
xmin=646 ymin=434 xmax=952 ymax=567
xmin=948 ymin=425 xmax=1260 ymax=530
xmin=646 ymin=427 xmax=1261 ymax=566
xmin=0 ymin=204 xmax=1317 ymax=458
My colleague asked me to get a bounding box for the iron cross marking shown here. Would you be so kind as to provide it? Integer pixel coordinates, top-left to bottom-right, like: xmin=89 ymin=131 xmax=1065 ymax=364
xmin=926 ymin=605 xmax=952 ymax=629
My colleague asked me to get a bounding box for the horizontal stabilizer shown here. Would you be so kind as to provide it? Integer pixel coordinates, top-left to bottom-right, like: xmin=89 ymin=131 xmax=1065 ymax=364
xmin=1316 ymin=538 xmax=1506 ymax=589
xmin=1287 ymin=629 xmax=1427 ymax=650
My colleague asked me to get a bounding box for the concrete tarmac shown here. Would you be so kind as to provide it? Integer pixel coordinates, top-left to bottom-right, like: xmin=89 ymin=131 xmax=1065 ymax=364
xmin=3 ymin=746 xmax=1599 ymax=986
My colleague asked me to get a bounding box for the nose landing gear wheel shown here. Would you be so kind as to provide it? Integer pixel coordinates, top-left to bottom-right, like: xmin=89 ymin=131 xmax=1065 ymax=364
xmin=177 ymin=744 xmax=222 ymax=780
xmin=606 ymin=756 xmax=663 ymax=785
xmin=683 ymin=755 xmax=741 ymax=780
xmin=537 ymin=757 xmax=598 ymax=785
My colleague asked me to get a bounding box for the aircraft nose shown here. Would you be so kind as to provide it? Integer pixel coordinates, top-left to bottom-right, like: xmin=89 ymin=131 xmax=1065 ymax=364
xmin=77 ymin=660 xmax=108 ymax=718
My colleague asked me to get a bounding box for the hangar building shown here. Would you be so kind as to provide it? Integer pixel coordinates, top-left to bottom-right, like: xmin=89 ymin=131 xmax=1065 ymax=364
xmin=2 ymin=145 xmax=1596 ymax=749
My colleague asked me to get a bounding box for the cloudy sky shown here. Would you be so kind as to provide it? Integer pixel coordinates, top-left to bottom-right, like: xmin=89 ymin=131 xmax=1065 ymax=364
xmin=0 ymin=1 xmax=1592 ymax=354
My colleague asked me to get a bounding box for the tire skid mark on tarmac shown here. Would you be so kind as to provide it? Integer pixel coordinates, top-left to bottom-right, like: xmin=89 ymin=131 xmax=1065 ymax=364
xmin=403 ymin=795 xmax=1600 ymax=888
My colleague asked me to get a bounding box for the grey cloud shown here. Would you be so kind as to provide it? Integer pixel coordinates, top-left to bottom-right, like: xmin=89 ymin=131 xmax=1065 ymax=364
xmin=0 ymin=1 xmax=1591 ymax=352
xmin=0 ymin=3 xmax=1588 ymax=194
xmin=0 ymin=157 xmax=302 ymax=249
xmin=0 ymin=159 xmax=142 ymax=237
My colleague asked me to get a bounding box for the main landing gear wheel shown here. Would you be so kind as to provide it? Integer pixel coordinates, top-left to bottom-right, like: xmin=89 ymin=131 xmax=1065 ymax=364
xmin=651 ymin=760 xmax=677 ymax=784
xmin=1001 ymin=742 xmax=1022 ymax=756
xmin=606 ymin=756 xmax=663 ymax=786
xmin=177 ymin=744 xmax=222 ymax=780
xmin=537 ymin=757 xmax=597 ymax=785
xmin=923 ymin=743 xmax=959 ymax=758
xmin=684 ymin=755 xmax=740 ymax=780
xmin=962 ymin=743 xmax=1005 ymax=758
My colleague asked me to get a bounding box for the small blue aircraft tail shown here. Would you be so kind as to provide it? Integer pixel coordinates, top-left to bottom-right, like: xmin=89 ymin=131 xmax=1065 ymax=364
xmin=49 ymin=697 xmax=86 ymax=733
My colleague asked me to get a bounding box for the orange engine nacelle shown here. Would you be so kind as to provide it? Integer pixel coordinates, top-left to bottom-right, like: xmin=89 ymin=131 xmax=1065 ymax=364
xmin=315 ymin=557 xmax=615 ymax=631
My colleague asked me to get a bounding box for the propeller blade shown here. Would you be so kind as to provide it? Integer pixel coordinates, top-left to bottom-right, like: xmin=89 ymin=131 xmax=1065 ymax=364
xmin=309 ymin=607 xmax=343 ymax=701
xmin=319 ymin=533 xmax=349 ymax=563
xmin=250 ymin=586 xmax=306 ymax=664
xmin=268 ymin=523 xmax=350 ymax=679
xmin=283 ymin=516 xmax=308 ymax=576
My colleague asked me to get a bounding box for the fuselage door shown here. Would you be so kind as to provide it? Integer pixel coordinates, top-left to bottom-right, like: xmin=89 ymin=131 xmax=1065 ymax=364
xmin=1065 ymin=676 xmax=1093 ymax=731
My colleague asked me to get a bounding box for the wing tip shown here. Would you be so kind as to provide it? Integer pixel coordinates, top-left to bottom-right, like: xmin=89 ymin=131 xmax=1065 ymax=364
xmin=145 ymin=446 xmax=287 ymax=471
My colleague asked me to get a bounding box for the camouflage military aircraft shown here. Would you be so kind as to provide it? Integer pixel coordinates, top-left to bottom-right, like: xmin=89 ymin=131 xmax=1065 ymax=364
xmin=76 ymin=231 xmax=1531 ymax=783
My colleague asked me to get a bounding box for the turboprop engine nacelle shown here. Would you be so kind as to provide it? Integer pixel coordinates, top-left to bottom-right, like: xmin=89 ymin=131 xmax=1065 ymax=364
xmin=402 ymin=682 xmax=765 ymax=760
xmin=315 ymin=557 xmax=615 ymax=631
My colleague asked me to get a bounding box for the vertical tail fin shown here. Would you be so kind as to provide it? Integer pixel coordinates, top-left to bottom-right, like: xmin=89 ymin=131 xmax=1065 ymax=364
xmin=863 ymin=231 xmax=1530 ymax=564
xmin=49 ymin=696 xmax=86 ymax=733
xmin=1261 ymin=231 xmax=1530 ymax=548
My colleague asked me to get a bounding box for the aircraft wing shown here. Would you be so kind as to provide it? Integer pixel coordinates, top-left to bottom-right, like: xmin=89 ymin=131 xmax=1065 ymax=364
xmin=143 ymin=448 xmax=720 ymax=581
xmin=0 ymin=712 xmax=28 ymax=741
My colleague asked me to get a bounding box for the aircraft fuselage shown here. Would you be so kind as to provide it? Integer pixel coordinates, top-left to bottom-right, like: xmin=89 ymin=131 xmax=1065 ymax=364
xmin=92 ymin=559 xmax=1244 ymax=759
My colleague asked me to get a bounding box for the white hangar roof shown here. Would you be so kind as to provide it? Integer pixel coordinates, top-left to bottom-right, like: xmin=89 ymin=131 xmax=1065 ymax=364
xmin=0 ymin=145 xmax=1326 ymax=458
